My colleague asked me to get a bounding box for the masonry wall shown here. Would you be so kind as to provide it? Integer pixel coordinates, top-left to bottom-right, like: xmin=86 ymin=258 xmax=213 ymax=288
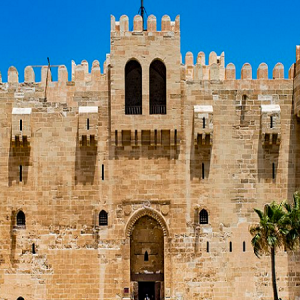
xmin=0 ymin=13 xmax=300 ymax=300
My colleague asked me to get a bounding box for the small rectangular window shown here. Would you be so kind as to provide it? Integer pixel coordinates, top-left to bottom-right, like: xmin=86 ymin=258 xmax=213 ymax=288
xmin=174 ymin=129 xmax=177 ymax=145
xmin=102 ymin=164 xmax=104 ymax=181
xmin=272 ymin=163 xmax=275 ymax=179
xmin=203 ymin=117 xmax=205 ymax=129
xmin=206 ymin=241 xmax=209 ymax=253
xmin=87 ymin=118 xmax=90 ymax=130
xmin=229 ymin=241 xmax=232 ymax=252
xmin=19 ymin=165 xmax=22 ymax=182
xmin=32 ymin=243 xmax=36 ymax=254
xmin=243 ymin=241 xmax=246 ymax=252
xmin=20 ymin=120 xmax=23 ymax=131
xmin=202 ymin=163 xmax=205 ymax=179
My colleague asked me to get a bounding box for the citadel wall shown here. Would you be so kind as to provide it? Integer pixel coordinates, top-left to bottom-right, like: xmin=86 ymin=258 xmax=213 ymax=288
xmin=0 ymin=13 xmax=300 ymax=300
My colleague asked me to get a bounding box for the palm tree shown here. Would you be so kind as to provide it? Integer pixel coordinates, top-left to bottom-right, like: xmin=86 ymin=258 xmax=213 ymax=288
xmin=284 ymin=191 xmax=300 ymax=250
xmin=249 ymin=201 xmax=288 ymax=300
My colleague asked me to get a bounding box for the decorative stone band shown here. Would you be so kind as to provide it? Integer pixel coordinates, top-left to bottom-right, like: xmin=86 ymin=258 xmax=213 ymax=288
xmin=124 ymin=207 xmax=169 ymax=237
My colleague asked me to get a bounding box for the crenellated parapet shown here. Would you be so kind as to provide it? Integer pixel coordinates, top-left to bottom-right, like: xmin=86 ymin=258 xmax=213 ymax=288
xmin=184 ymin=51 xmax=225 ymax=81
xmin=1 ymin=59 xmax=105 ymax=87
xmin=182 ymin=54 xmax=294 ymax=81
xmin=110 ymin=14 xmax=180 ymax=36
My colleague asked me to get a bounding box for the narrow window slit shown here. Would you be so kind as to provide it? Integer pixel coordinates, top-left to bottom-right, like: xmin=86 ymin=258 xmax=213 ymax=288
xmin=229 ymin=241 xmax=232 ymax=252
xmin=272 ymin=163 xmax=275 ymax=179
xmin=115 ymin=130 xmax=118 ymax=145
xmin=203 ymin=117 xmax=206 ymax=129
xmin=202 ymin=163 xmax=205 ymax=179
xmin=270 ymin=116 xmax=273 ymax=128
xmin=154 ymin=130 xmax=157 ymax=145
xmin=206 ymin=241 xmax=209 ymax=253
xmin=32 ymin=243 xmax=36 ymax=254
xmin=243 ymin=241 xmax=246 ymax=252
xmin=135 ymin=130 xmax=138 ymax=145
xmin=144 ymin=251 xmax=149 ymax=261
xmin=19 ymin=165 xmax=22 ymax=182
xmin=87 ymin=118 xmax=90 ymax=130
xmin=174 ymin=129 xmax=177 ymax=145
xmin=102 ymin=164 xmax=104 ymax=181
xmin=19 ymin=120 xmax=23 ymax=131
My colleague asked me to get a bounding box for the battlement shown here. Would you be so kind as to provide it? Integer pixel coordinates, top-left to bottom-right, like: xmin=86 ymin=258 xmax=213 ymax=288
xmin=182 ymin=51 xmax=294 ymax=81
xmin=0 ymin=59 xmax=107 ymax=85
xmin=111 ymin=14 xmax=180 ymax=35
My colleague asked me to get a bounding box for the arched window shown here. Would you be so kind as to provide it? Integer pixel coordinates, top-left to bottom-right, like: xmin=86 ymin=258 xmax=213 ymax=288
xmin=125 ymin=60 xmax=142 ymax=115
xmin=199 ymin=209 xmax=208 ymax=224
xmin=99 ymin=210 xmax=108 ymax=226
xmin=17 ymin=297 xmax=24 ymax=300
xmin=149 ymin=60 xmax=166 ymax=114
xmin=16 ymin=211 xmax=25 ymax=226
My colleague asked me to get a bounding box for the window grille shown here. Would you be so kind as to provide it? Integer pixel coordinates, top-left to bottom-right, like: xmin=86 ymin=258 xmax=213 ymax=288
xmin=17 ymin=211 xmax=25 ymax=226
xmin=99 ymin=210 xmax=108 ymax=226
xmin=199 ymin=209 xmax=208 ymax=224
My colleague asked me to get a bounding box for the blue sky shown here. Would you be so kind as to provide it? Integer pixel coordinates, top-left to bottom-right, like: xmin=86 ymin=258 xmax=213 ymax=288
xmin=0 ymin=0 xmax=299 ymax=81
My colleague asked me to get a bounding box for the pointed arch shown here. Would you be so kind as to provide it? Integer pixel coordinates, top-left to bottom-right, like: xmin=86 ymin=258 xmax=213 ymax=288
xmin=149 ymin=59 xmax=166 ymax=114
xmin=16 ymin=210 xmax=25 ymax=226
xmin=125 ymin=207 xmax=169 ymax=237
xmin=125 ymin=59 xmax=142 ymax=114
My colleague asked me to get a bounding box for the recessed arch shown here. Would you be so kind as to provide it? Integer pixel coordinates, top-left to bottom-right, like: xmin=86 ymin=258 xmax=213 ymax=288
xmin=99 ymin=210 xmax=108 ymax=226
xmin=17 ymin=297 xmax=24 ymax=300
xmin=125 ymin=207 xmax=169 ymax=237
xmin=16 ymin=210 xmax=25 ymax=226
xmin=149 ymin=59 xmax=166 ymax=114
xmin=199 ymin=209 xmax=208 ymax=224
xmin=125 ymin=59 xmax=142 ymax=115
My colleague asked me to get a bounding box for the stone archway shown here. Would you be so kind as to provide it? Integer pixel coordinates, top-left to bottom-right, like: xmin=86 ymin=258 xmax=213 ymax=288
xmin=125 ymin=207 xmax=169 ymax=238
xmin=123 ymin=208 xmax=170 ymax=300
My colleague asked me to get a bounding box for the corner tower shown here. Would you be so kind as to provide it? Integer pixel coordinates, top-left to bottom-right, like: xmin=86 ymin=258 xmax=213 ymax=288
xmin=109 ymin=14 xmax=181 ymax=146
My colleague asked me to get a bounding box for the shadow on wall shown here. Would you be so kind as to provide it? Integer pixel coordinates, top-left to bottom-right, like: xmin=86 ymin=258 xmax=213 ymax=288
xmin=112 ymin=144 xmax=180 ymax=160
xmin=8 ymin=143 xmax=31 ymax=186
xmin=257 ymin=143 xmax=279 ymax=182
xmin=75 ymin=134 xmax=97 ymax=185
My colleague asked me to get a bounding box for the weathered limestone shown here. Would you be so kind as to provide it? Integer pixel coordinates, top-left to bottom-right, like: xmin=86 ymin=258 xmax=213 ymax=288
xmin=0 ymin=12 xmax=300 ymax=300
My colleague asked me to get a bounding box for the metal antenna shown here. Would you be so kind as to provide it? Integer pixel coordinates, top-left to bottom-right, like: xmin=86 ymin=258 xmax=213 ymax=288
xmin=31 ymin=58 xmax=60 ymax=101
xmin=138 ymin=0 xmax=147 ymax=30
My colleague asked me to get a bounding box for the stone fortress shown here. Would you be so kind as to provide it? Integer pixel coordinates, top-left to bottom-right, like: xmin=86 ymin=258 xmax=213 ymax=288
xmin=0 ymin=11 xmax=300 ymax=300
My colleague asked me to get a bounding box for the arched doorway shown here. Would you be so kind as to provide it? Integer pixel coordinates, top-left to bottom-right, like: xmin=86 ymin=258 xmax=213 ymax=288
xmin=130 ymin=215 xmax=164 ymax=300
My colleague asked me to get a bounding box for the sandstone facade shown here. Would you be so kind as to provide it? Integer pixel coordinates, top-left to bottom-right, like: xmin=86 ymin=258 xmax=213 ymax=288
xmin=1 ymin=13 xmax=300 ymax=300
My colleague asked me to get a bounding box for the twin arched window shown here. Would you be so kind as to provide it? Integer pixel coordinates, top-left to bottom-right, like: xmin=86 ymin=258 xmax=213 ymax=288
xmin=125 ymin=60 xmax=142 ymax=115
xmin=149 ymin=60 xmax=166 ymax=114
xmin=99 ymin=210 xmax=108 ymax=226
xmin=125 ymin=59 xmax=166 ymax=115
xmin=17 ymin=211 xmax=25 ymax=226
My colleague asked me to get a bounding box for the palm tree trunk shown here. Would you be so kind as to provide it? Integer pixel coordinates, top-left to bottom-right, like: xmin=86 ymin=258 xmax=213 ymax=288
xmin=271 ymin=247 xmax=279 ymax=300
